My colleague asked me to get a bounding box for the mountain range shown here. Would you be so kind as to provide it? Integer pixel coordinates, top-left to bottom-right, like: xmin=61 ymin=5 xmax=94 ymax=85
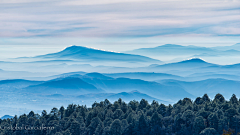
xmin=126 ymin=44 xmax=216 ymax=56
xmin=2 ymin=72 xmax=240 ymax=103
xmin=151 ymin=58 xmax=215 ymax=69
xmin=212 ymin=43 xmax=240 ymax=51
xmin=126 ymin=43 xmax=240 ymax=56
xmin=76 ymin=90 xmax=168 ymax=104
xmin=105 ymin=72 xmax=183 ymax=81
xmin=125 ymin=44 xmax=240 ymax=64
xmin=159 ymin=78 xmax=240 ymax=98
xmin=1 ymin=115 xmax=13 ymax=119
xmin=0 ymin=73 xmax=194 ymax=102
xmin=80 ymin=74 xmax=193 ymax=101
xmin=34 ymin=45 xmax=162 ymax=64
xmin=24 ymin=77 xmax=103 ymax=95
xmin=1 ymin=43 xmax=240 ymax=117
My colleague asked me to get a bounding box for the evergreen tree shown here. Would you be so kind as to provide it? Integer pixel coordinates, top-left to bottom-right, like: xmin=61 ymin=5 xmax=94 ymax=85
xmin=113 ymin=109 xmax=123 ymax=119
xmin=110 ymin=119 xmax=122 ymax=135
xmin=150 ymin=112 xmax=163 ymax=135
xmin=139 ymin=99 xmax=148 ymax=110
xmin=193 ymin=116 xmax=205 ymax=135
xmin=136 ymin=114 xmax=149 ymax=135
xmin=214 ymin=94 xmax=225 ymax=103
xmin=2 ymin=94 xmax=240 ymax=135
xmin=230 ymin=94 xmax=238 ymax=105
xmin=202 ymin=94 xmax=211 ymax=102
xmin=87 ymin=117 xmax=102 ymax=135
xmin=208 ymin=113 xmax=218 ymax=130
xmin=157 ymin=104 xmax=167 ymax=117
xmin=95 ymin=122 xmax=104 ymax=135
xmin=69 ymin=120 xmax=80 ymax=135
xmin=128 ymin=100 xmax=139 ymax=111
xmin=59 ymin=106 xmax=65 ymax=119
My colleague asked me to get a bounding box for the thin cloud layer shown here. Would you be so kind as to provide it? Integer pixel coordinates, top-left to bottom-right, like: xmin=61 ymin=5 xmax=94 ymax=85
xmin=0 ymin=0 xmax=240 ymax=38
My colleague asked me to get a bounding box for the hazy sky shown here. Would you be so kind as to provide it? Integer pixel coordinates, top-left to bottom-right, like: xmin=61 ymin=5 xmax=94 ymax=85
xmin=0 ymin=0 xmax=240 ymax=58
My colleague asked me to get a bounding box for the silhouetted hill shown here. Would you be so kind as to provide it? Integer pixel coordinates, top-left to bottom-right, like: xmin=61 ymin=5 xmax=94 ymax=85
xmin=105 ymin=72 xmax=183 ymax=81
xmin=24 ymin=77 xmax=103 ymax=95
xmin=35 ymin=45 xmax=161 ymax=63
xmin=77 ymin=90 xmax=168 ymax=103
xmin=212 ymin=43 xmax=240 ymax=51
xmin=186 ymin=72 xmax=240 ymax=81
xmin=81 ymin=76 xmax=194 ymax=101
xmin=1 ymin=115 xmax=13 ymax=120
xmin=0 ymin=79 xmax=43 ymax=90
xmin=0 ymin=79 xmax=41 ymax=85
xmin=159 ymin=78 xmax=240 ymax=98
xmin=150 ymin=58 xmax=216 ymax=70
xmin=125 ymin=44 xmax=216 ymax=56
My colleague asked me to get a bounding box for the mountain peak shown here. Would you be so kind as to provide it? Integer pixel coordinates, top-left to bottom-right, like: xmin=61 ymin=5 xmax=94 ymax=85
xmin=64 ymin=45 xmax=106 ymax=52
xmin=1 ymin=115 xmax=13 ymax=119
xmin=64 ymin=45 xmax=90 ymax=51
xmin=35 ymin=45 xmax=161 ymax=63
xmin=183 ymin=58 xmax=206 ymax=63
xmin=157 ymin=44 xmax=183 ymax=48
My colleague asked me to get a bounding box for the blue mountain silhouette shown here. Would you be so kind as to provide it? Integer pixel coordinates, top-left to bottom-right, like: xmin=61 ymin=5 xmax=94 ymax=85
xmin=105 ymin=72 xmax=183 ymax=81
xmin=125 ymin=44 xmax=216 ymax=56
xmin=79 ymin=74 xmax=194 ymax=101
xmin=150 ymin=58 xmax=216 ymax=69
xmin=1 ymin=115 xmax=13 ymax=120
xmin=212 ymin=43 xmax=240 ymax=51
xmin=35 ymin=45 xmax=161 ymax=63
xmin=159 ymin=78 xmax=240 ymax=98
xmin=24 ymin=77 xmax=103 ymax=95
xmin=77 ymin=90 xmax=168 ymax=103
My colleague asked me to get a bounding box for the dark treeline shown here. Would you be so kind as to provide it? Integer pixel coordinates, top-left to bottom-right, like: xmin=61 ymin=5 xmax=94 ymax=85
xmin=1 ymin=94 xmax=240 ymax=135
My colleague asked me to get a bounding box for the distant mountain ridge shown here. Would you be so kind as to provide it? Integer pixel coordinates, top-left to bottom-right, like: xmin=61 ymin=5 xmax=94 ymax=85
xmin=34 ymin=45 xmax=162 ymax=63
xmin=125 ymin=44 xmax=216 ymax=56
xmin=1 ymin=115 xmax=13 ymax=120
xmin=24 ymin=77 xmax=103 ymax=95
xmin=125 ymin=44 xmax=240 ymax=64
xmin=79 ymin=74 xmax=194 ymax=101
xmin=0 ymin=72 xmax=194 ymax=102
xmin=212 ymin=43 xmax=240 ymax=51
xmin=159 ymin=78 xmax=240 ymax=98
xmin=148 ymin=58 xmax=217 ymax=71
xmin=0 ymin=79 xmax=43 ymax=91
xmin=126 ymin=44 xmax=240 ymax=55
xmin=77 ymin=90 xmax=169 ymax=103
xmin=105 ymin=72 xmax=183 ymax=81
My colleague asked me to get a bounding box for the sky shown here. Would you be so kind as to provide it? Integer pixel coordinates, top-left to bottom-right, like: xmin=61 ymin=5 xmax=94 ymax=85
xmin=0 ymin=0 xmax=240 ymax=58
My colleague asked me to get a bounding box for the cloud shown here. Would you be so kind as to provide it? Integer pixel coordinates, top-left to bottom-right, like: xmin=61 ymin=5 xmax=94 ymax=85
xmin=0 ymin=0 xmax=239 ymax=38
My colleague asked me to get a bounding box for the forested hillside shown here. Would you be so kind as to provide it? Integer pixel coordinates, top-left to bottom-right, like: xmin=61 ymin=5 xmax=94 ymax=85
xmin=1 ymin=94 xmax=240 ymax=135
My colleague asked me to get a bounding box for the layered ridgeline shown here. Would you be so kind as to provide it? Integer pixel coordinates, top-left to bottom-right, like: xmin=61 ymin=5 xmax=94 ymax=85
xmin=2 ymin=70 xmax=240 ymax=117
xmin=125 ymin=43 xmax=240 ymax=64
xmin=2 ymin=57 xmax=240 ymax=80
xmin=1 ymin=94 xmax=240 ymax=135
xmin=1 ymin=44 xmax=240 ymax=80
xmin=2 ymin=45 xmax=163 ymax=75
xmin=125 ymin=44 xmax=240 ymax=57
xmin=33 ymin=45 xmax=162 ymax=65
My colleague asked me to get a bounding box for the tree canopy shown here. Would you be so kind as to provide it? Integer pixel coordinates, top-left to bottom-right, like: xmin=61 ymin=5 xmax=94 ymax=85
xmin=0 ymin=93 xmax=239 ymax=135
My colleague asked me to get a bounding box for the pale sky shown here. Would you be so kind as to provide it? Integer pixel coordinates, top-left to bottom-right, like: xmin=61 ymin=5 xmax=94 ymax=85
xmin=0 ymin=0 xmax=240 ymax=58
